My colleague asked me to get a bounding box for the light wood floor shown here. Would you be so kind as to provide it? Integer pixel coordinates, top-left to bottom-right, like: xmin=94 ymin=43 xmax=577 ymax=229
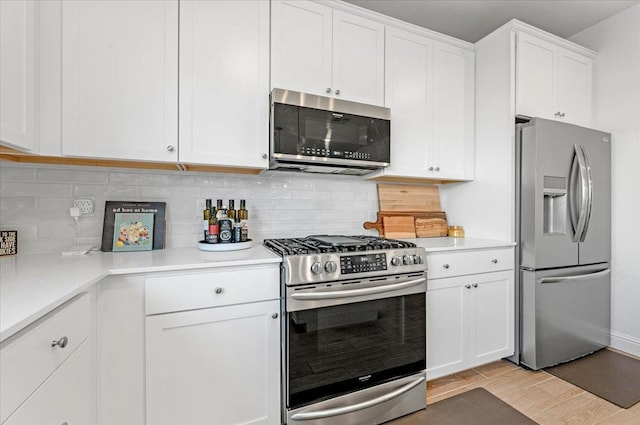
xmin=391 ymin=357 xmax=640 ymax=424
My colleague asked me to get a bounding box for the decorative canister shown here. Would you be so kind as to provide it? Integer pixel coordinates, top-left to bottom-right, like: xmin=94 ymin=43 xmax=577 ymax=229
xmin=448 ymin=225 xmax=465 ymax=238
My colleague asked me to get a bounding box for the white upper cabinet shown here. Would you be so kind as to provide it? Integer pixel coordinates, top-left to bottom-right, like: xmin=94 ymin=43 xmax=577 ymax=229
xmin=178 ymin=0 xmax=269 ymax=169
xmin=271 ymin=0 xmax=385 ymax=106
xmin=61 ymin=0 xmax=179 ymax=162
xmin=374 ymin=28 xmax=474 ymax=182
xmin=431 ymin=41 xmax=475 ymax=180
xmin=381 ymin=27 xmax=433 ymax=177
xmin=0 ymin=0 xmax=36 ymax=152
xmin=516 ymin=31 xmax=593 ymax=127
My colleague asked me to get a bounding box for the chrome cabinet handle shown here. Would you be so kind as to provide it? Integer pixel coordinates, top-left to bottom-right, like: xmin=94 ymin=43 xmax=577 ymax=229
xmin=262 ymin=153 xmax=268 ymax=159
xmin=465 ymin=284 xmax=471 ymax=289
xmin=335 ymin=89 xmax=341 ymax=95
xmin=214 ymin=287 xmax=223 ymax=294
xmin=443 ymin=264 xmax=450 ymax=269
xmin=492 ymin=259 xmax=498 ymax=264
xmin=326 ymin=88 xmax=332 ymax=94
xmin=472 ymin=283 xmax=478 ymax=288
xmin=428 ymin=166 xmax=434 ymax=171
xmin=272 ymin=313 xmax=278 ymax=319
xmin=51 ymin=336 xmax=68 ymax=348
xmin=435 ymin=166 xmax=440 ymax=171
xmin=166 ymin=145 xmax=175 ymax=152
xmin=560 ymin=112 xmax=566 ymax=117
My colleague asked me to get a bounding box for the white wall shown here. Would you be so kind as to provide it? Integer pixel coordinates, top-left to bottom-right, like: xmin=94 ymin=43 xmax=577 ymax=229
xmin=571 ymin=4 xmax=640 ymax=356
xmin=0 ymin=162 xmax=380 ymax=253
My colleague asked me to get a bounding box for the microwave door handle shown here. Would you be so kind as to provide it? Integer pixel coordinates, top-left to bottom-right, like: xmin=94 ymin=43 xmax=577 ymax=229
xmin=290 ymin=375 xmax=426 ymax=420
xmin=290 ymin=277 xmax=426 ymax=300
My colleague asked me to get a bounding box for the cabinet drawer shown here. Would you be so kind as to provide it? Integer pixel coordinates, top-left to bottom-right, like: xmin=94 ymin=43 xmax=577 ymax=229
xmin=427 ymin=247 xmax=514 ymax=280
xmin=145 ymin=265 xmax=280 ymax=315
xmin=0 ymin=293 xmax=90 ymax=424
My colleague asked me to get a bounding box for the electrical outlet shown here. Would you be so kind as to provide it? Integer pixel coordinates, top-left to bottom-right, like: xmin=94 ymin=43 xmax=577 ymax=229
xmin=73 ymin=199 xmax=94 ymax=216
xmin=196 ymin=200 xmax=206 ymax=218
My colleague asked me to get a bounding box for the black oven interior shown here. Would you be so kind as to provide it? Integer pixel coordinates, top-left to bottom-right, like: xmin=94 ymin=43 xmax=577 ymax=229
xmin=287 ymin=292 xmax=426 ymax=409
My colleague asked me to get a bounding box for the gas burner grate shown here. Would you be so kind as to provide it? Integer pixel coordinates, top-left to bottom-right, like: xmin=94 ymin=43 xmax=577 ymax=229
xmin=263 ymin=235 xmax=416 ymax=256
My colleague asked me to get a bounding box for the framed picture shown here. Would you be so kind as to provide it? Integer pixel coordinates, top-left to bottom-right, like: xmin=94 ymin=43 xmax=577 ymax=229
xmin=0 ymin=230 xmax=18 ymax=256
xmin=112 ymin=212 xmax=154 ymax=252
xmin=101 ymin=201 xmax=166 ymax=252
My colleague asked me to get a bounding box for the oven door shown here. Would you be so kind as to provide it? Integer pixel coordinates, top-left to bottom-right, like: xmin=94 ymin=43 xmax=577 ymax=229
xmin=285 ymin=274 xmax=426 ymax=411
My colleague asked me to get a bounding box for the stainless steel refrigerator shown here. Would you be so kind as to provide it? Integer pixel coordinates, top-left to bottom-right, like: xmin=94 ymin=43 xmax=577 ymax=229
xmin=515 ymin=117 xmax=611 ymax=370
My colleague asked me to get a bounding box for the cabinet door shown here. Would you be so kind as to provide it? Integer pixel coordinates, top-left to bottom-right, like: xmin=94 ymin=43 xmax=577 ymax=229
xmin=427 ymin=278 xmax=466 ymax=380
xmin=178 ymin=0 xmax=269 ymax=169
xmin=3 ymin=342 xmax=93 ymax=425
xmin=61 ymin=0 xmax=178 ymax=162
xmin=516 ymin=32 xmax=557 ymax=120
xmin=558 ymin=48 xmax=592 ymax=127
xmin=0 ymin=0 xmax=36 ymax=152
xmin=146 ymin=300 xmax=280 ymax=425
xmin=332 ymin=10 xmax=385 ymax=106
xmin=432 ymin=42 xmax=475 ymax=180
xmin=271 ymin=0 xmax=332 ymax=97
xmin=382 ymin=27 xmax=433 ymax=177
xmin=468 ymin=271 xmax=514 ymax=367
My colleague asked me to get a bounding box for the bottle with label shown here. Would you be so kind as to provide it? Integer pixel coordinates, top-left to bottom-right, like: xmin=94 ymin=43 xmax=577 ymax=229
xmin=227 ymin=200 xmax=236 ymax=220
xmin=203 ymin=199 xmax=211 ymax=241
xmin=238 ymin=199 xmax=249 ymax=242
xmin=216 ymin=199 xmax=224 ymax=219
xmin=233 ymin=217 xmax=242 ymax=243
xmin=218 ymin=209 xmax=233 ymax=243
xmin=207 ymin=204 xmax=219 ymax=243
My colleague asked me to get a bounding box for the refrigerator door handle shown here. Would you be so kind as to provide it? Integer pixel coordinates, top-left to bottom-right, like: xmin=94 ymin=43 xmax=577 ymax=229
xmin=579 ymin=145 xmax=594 ymax=242
xmin=538 ymin=268 xmax=610 ymax=284
xmin=569 ymin=144 xmax=592 ymax=242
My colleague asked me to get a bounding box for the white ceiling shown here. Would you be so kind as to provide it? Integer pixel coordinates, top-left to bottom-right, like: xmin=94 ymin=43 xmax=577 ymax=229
xmin=342 ymin=0 xmax=639 ymax=43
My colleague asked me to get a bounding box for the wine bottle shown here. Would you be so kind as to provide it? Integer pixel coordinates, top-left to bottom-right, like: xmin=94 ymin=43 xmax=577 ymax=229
xmin=227 ymin=199 xmax=236 ymax=220
xmin=207 ymin=204 xmax=218 ymax=243
xmin=216 ymin=199 xmax=224 ymax=219
xmin=238 ymin=199 xmax=249 ymax=242
xmin=203 ymin=199 xmax=211 ymax=241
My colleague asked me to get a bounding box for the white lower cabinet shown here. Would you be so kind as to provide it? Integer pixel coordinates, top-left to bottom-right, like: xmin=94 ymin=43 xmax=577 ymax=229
xmin=426 ymin=248 xmax=514 ymax=380
xmin=144 ymin=266 xmax=281 ymax=425
xmin=3 ymin=342 xmax=93 ymax=425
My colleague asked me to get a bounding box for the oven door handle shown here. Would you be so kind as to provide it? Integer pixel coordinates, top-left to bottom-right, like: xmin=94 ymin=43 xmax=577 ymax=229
xmin=290 ymin=277 xmax=426 ymax=300
xmin=290 ymin=375 xmax=426 ymax=421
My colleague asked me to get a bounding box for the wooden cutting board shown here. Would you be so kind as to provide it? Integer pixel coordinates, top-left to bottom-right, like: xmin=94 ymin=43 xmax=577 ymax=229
xmin=377 ymin=184 xmax=441 ymax=212
xmin=364 ymin=211 xmax=447 ymax=238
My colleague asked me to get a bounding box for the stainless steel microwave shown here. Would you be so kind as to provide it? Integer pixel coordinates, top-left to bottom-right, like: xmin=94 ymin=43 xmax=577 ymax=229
xmin=269 ymin=88 xmax=391 ymax=176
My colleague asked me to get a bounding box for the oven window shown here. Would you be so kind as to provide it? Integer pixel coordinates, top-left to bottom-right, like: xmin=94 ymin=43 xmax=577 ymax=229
xmin=287 ymin=293 xmax=426 ymax=409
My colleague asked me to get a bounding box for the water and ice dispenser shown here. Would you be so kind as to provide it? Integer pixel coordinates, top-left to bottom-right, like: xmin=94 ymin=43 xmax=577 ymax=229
xmin=543 ymin=176 xmax=568 ymax=235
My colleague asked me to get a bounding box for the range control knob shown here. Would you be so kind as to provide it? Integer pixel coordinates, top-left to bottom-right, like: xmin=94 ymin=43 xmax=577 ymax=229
xmin=391 ymin=256 xmax=402 ymax=266
xmin=413 ymin=255 xmax=424 ymax=264
xmin=311 ymin=261 xmax=323 ymax=274
xmin=324 ymin=261 xmax=337 ymax=273
xmin=403 ymin=255 xmax=414 ymax=265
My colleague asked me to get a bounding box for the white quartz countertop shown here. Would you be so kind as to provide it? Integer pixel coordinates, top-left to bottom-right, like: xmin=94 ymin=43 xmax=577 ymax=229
xmin=412 ymin=237 xmax=516 ymax=252
xmin=0 ymin=245 xmax=281 ymax=342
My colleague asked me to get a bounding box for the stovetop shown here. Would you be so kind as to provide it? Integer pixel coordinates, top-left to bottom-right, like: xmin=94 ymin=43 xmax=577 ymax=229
xmin=263 ymin=235 xmax=417 ymax=256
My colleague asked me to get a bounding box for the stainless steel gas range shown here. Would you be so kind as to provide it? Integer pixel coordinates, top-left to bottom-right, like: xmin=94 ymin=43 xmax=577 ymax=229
xmin=263 ymin=235 xmax=427 ymax=425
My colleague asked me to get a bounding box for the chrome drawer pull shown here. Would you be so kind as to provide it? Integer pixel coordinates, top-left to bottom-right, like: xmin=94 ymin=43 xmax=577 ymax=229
xmin=443 ymin=264 xmax=450 ymax=269
xmin=51 ymin=336 xmax=68 ymax=348
xmin=492 ymin=259 xmax=498 ymax=263
xmin=214 ymin=287 xmax=223 ymax=294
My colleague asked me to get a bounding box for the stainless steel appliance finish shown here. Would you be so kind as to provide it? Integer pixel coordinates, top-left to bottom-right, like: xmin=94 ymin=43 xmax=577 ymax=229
xmin=269 ymin=89 xmax=391 ymax=175
xmin=263 ymin=235 xmax=428 ymax=425
xmin=515 ymin=118 xmax=611 ymax=370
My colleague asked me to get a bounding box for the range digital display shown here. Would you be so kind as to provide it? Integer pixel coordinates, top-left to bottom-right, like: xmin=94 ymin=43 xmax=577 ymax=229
xmin=340 ymin=253 xmax=387 ymax=274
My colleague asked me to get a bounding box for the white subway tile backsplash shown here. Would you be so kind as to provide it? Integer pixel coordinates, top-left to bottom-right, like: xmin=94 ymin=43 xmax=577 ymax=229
xmin=0 ymin=162 xmax=383 ymax=254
